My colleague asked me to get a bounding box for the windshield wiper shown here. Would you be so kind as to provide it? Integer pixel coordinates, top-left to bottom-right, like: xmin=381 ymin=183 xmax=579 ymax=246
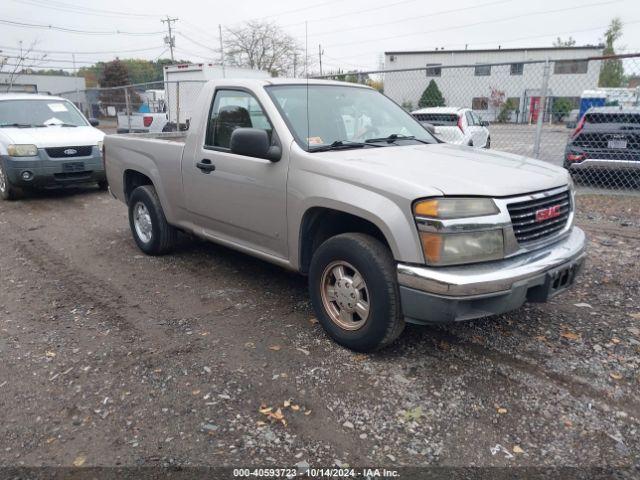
xmin=309 ymin=140 xmax=384 ymax=152
xmin=365 ymin=134 xmax=430 ymax=144
xmin=45 ymin=123 xmax=78 ymax=127
xmin=0 ymin=123 xmax=46 ymax=128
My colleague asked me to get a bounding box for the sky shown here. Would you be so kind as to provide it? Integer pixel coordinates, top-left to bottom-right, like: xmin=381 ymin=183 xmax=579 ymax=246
xmin=1 ymin=0 xmax=639 ymax=74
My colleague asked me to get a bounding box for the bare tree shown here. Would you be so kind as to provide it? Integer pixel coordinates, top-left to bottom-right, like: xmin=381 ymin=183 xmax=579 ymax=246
xmin=222 ymin=21 xmax=304 ymax=77
xmin=0 ymin=41 xmax=48 ymax=92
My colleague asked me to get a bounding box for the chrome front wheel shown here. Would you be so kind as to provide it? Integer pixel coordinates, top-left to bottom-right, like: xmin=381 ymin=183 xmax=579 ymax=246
xmin=320 ymin=260 xmax=370 ymax=331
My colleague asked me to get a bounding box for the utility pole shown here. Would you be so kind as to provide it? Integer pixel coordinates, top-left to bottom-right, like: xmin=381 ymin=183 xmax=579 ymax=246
xmin=293 ymin=53 xmax=297 ymax=78
xmin=72 ymin=53 xmax=80 ymax=111
xmin=161 ymin=16 xmax=178 ymax=62
xmin=318 ymin=44 xmax=324 ymax=76
xmin=218 ymin=24 xmax=225 ymax=78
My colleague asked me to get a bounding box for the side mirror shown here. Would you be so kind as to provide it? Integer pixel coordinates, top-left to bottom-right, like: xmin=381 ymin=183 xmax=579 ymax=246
xmin=230 ymin=128 xmax=281 ymax=162
xmin=89 ymin=118 xmax=100 ymax=127
xmin=480 ymin=120 xmax=490 ymax=127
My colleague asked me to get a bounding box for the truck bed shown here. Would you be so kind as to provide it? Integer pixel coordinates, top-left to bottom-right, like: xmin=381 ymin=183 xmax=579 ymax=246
xmin=104 ymin=132 xmax=187 ymax=221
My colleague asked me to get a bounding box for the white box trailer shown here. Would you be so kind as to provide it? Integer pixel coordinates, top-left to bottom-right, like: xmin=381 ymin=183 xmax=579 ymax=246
xmin=163 ymin=63 xmax=270 ymax=128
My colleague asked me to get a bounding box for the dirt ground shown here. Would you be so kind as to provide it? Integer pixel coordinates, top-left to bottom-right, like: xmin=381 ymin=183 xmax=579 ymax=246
xmin=0 ymin=188 xmax=638 ymax=472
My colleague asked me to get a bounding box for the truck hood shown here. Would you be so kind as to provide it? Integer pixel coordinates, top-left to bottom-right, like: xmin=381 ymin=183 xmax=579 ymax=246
xmin=311 ymin=143 xmax=569 ymax=197
xmin=0 ymin=126 xmax=104 ymax=148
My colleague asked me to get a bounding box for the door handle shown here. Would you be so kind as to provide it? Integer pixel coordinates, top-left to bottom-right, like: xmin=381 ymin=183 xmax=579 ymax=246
xmin=196 ymin=159 xmax=216 ymax=173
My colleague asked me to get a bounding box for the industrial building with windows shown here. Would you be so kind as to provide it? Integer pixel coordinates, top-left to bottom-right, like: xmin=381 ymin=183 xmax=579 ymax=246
xmin=383 ymin=45 xmax=604 ymax=122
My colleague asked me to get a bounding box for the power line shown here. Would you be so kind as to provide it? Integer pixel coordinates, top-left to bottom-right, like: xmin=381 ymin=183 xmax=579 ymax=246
xmin=324 ymin=0 xmax=622 ymax=51
xmin=0 ymin=44 xmax=165 ymax=55
xmin=0 ymin=18 xmax=164 ymax=36
xmin=178 ymin=32 xmax=217 ymax=53
xmin=9 ymin=0 xmax=156 ymax=18
xmin=308 ymin=0 xmax=514 ymax=38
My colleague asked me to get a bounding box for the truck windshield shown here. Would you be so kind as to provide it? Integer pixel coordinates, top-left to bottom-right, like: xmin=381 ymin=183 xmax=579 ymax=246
xmin=0 ymin=99 xmax=88 ymax=128
xmin=265 ymin=84 xmax=437 ymax=151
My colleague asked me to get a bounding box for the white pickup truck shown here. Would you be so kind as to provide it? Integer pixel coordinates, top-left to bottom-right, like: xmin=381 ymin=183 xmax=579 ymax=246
xmin=105 ymin=78 xmax=586 ymax=351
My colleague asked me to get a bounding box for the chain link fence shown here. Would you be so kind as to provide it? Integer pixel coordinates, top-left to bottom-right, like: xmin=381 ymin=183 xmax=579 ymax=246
xmin=55 ymin=53 xmax=640 ymax=193
xmin=56 ymin=80 xmax=206 ymax=135
xmin=320 ymin=53 xmax=640 ymax=193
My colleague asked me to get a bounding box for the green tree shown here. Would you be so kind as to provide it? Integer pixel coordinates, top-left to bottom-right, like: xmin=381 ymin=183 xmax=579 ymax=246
xmin=599 ymin=17 xmax=624 ymax=87
xmin=99 ymin=59 xmax=139 ymax=110
xmin=552 ymin=97 xmax=574 ymax=122
xmin=418 ymin=80 xmax=445 ymax=108
xmin=498 ymin=98 xmax=518 ymax=123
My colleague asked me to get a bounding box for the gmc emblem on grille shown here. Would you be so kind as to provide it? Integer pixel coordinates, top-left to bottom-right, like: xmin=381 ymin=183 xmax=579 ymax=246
xmin=63 ymin=148 xmax=77 ymax=155
xmin=535 ymin=204 xmax=561 ymax=222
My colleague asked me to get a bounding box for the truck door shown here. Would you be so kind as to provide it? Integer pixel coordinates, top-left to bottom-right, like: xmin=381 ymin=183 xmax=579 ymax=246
xmin=183 ymin=88 xmax=289 ymax=259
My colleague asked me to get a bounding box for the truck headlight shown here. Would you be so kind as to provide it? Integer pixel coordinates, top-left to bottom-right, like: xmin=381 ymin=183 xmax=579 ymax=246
xmin=414 ymin=197 xmax=503 ymax=266
xmin=7 ymin=144 xmax=38 ymax=157
xmin=414 ymin=198 xmax=499 ymax=219
xmin=419 ymin=230 xmax=504 ymax=266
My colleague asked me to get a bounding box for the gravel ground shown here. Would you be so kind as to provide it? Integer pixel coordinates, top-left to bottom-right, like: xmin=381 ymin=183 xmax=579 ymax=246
xmin=0 ymin=189 xmax=638 ymax=472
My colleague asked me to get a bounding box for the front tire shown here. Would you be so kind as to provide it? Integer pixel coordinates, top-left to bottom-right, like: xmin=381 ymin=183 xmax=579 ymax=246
xmin=485 ymin=136 xmax=491 ymax=149
xmin=0 ymin=164 xmax=21 ymax=201
xmin=309 ymin=233 xmax=404 ymax=352
xmin=128 ymin=185 xmax=177 ymax=255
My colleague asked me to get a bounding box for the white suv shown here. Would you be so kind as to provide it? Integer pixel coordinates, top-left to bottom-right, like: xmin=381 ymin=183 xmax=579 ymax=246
xmin=412 ymin=107 xmax=490 ymax=148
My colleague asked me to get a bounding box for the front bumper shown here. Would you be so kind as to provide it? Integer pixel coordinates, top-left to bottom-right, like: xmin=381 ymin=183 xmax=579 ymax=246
xmin=1 ymin=148 xmax=105 ymax=188
xmin=397 ymin=227 xmax=587 ymax=323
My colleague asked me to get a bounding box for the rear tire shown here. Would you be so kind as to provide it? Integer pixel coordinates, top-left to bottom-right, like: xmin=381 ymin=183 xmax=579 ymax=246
xmin=0 ymin=164 xmax=21 ymax=201
xmin=128 ymin=185 xmax=177 ymax=255
xmin=485 ymin=136 xmax=491 ymax=149
xmin=309 ymin=233 xmax=404 ymax=352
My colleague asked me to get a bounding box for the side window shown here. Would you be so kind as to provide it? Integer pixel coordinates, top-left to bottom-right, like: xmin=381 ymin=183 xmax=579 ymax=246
xmin=205 ymin=90 xmax=273 ymax=149
xmin=471 ymin=112 xmax=482 ymax=125
xmin=465 ymin=112 xmax=475 ymax=126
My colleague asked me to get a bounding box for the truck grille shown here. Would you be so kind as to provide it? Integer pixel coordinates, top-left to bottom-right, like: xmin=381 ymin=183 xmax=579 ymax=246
xmin=46 ymin=146 xmax=93 ymax=158
xmin=507 ymin=190 xmax=571 ymax=244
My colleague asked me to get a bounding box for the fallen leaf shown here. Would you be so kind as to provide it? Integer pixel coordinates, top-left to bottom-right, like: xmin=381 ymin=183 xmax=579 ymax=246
xmin=191 ymin=390 xmax=200 ymax=396
xmin=291 ymin=404 xmax=300 ymax=412
xmin=611 ymin=338 xmax=621 ymax=344
xmin=610 ymin=372 xmax=623 ymax=380
xmin=244 ymin=342 xmax=255 ymax=348
xmin=72 ymin=455 xmax=86 ymax=467
xmin=629 ymin=313 xmax=640 ymax=320
xmin=438 ymin=341 xmax=451 ymax=351
xmin=256 ymin=420 xmax=266 ymax=426
xmin=513 ymin=445 xmax=524 ymax=454
xmin=353 ymin=354 xmax=367 ymax=362
xmin=564 ymin=420 xmax=573 ymax=428
xmin=560 ymin=331 xmax=581 ymax=341
xmin=308 ymin=317 xmax=319 ymax=325
xmin=535 ymin=335 xmax=547 ymax=342
xmin=284 ymin=399 xmax=291 ymax=408
xmin=471 ymin=335 xmax=485 ymax=344
xmin=269 ymin=345 xmax=281 ymax=351
xmin=46 ymin=437 xmax=56 ymax=444
xmin=45 ymin=351 xmax=56 ymax=358
xmin=304 ymin=410 xmax=312 ymax=416
xmin=574 ymin=303 xmax=593 ymax=309
xmin=497 ymin=407 xmax=508 ymax=414
xmin=259 ymin=405 xmax=273 ymax=414
xmin=296 ymin=347 xmax=310 ymax=356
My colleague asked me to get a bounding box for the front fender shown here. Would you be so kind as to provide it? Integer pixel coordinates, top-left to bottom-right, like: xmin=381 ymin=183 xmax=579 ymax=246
xmin=287 ymin=170 xmax=425 ymax=270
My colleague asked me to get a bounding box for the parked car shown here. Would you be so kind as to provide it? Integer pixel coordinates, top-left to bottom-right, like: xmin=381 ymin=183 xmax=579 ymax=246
xmin=411 ymin=107 xmax=490 ymax=148
xmin=105 ymin=79 xmax=586 ymax=352
xmin=117 ymin=89 xmax=168 ymax=134
xmin=564 ymin=106 xmax=640 ymax=184
xmin=0 ymin=94 xmax=106 ymax=200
